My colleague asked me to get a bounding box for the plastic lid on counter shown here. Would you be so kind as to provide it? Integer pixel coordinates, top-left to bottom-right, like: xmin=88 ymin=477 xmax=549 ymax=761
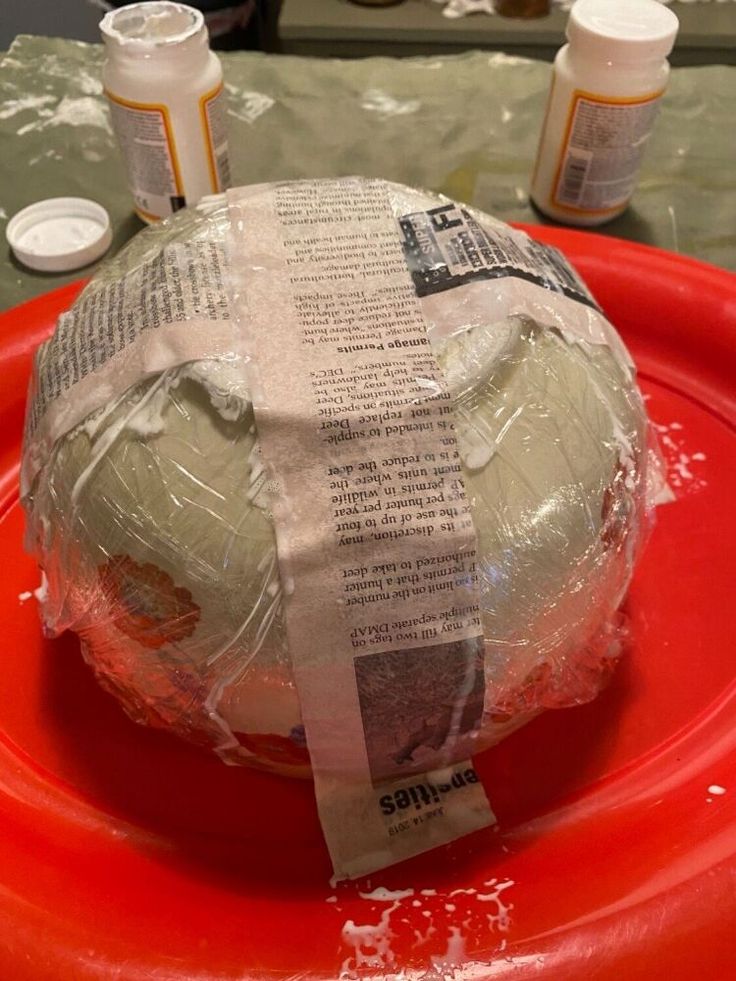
xmin=6 ymin=198 xmax=112 ymax=273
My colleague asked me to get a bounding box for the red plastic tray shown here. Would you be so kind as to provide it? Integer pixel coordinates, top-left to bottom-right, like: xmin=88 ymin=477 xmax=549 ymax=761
xmin=0 ymin=228 xmax=734 ymax=980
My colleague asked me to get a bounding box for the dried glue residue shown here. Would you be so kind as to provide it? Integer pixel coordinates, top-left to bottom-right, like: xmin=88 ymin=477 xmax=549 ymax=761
xmin=359 ymin=887 xmax=415 ymax=902
xmin=29 ymin=148 xmax=64 ymax=167
xmin=360 ymin=89 xmax=421 ymax=119
xmin=34 ymin=573 xmax=48 ymax=604
xmin=652 ymin=419 xmax=707 ymax=496
xmin=413 ymin=922 xmax=437 ymax=946
xmin=0 ymin=94 xmax=56 ymax=120
xmin=16 ymin=96 xmax=112 ymax=137
xmin=225 ymin=85 xmax=275 ymax=125
xmin=341 ymin=901 xmax=401 ymax=975
xmin=431 ymin=925 xmax=466 ymax=971
xmin=337 ymin=876 xmax=515 ymax=977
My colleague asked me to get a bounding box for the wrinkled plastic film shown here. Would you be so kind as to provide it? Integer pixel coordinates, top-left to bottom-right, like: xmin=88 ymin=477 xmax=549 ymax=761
xmin=22 ymin=178 xmax=652 ymax=809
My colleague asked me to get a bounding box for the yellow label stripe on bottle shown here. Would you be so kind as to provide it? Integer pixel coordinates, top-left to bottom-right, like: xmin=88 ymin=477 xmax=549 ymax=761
xmin=199 ymin=83 xmax=224 ymax=195
xmin=135 ymin=206 xmax=165 ymax=224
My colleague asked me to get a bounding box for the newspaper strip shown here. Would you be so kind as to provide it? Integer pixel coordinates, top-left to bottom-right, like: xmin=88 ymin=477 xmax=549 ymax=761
xmin=21 ymin=241 xmax=232 ymax=495
xmin=398 ymin=202 xmax=598 ymax=308
xmin=227 ymin=179 xmax=494 ymax=879
xmin=395 ymin=200 xmax=633 ymax=370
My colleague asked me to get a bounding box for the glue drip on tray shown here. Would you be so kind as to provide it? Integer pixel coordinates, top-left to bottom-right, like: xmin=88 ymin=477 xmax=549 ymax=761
xmin=338 ymin=877 xmax=515 ymax=977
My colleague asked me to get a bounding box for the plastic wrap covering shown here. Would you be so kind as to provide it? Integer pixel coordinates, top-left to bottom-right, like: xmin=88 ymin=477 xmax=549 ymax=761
xmin=21 ymin=180 xmax=653 ymax=781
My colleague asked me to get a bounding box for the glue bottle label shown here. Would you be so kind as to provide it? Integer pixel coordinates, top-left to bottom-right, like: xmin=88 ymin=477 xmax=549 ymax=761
xmin=200 ymin=83 xmax=232 ymax=194
xmin=106 ymin=92 xmax=185 ymax=221
xmin=552 ymin=90 xmax=664 ymax=216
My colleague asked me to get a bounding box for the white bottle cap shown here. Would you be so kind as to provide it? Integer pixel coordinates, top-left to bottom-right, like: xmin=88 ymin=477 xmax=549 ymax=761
xmin=6 ymin=198 xmax=112 ymax=273
xmin=100 ymin=2 xmax=207 ymax=56
xmin=568 ymin=0 xmax=679 ymax=64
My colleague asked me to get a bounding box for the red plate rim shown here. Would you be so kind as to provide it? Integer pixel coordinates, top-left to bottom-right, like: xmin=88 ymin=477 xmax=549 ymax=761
xmin=0 ymin=226 xmax=734 ymax=980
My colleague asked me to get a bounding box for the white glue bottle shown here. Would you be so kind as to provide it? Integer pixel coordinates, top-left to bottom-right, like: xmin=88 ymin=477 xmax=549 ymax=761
xmin=530 ymin=0 xmax=678 ymax=227
xmin=100 ymin=1 xmax=231 ymax=223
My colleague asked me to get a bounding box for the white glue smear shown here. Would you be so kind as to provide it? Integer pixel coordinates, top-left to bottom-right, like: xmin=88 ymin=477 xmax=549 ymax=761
xmin=708 ymin=785 xmax=727 ymax=796
xmin=359 ymin=887 xmax=415 ymax=902
xmin=478 ymin=878 xmax=515 ymax=932
xmin=652 ymin=420 xmax=707 ymax=495
xmin=0 ymin=94 xmax=56 ymax=120
xmin=34 ymin=573 xmax=49 ymax=604
xmin=125 ymin=383 xmax=170 ymax=437
xmin=361 ymin=89 xmax=421 ymax=118
xmin=431 ymin=925 xmax=467 ymax=970
xmin=29 ymin=148 xmax=64 ymax=167
xmin=225 ymin=85 xmax=275 ymax=125
xmin=18 ymin=591 xmax=33 ymax=603
xmin=341 ymin=901 xmax=399 ymax=975
xmin=17 ymin=96 xmax=112 ymax=137
xmin=178 ymin=361 xmax=251 ymax=421
xmin=71 ymin=372 xmax=171 ymax=504
xmin=488 ymin=954 xmax=547 ymax=973
xmin=413 ymin=923 xmax=437 ymax=947
xmin=339 ymin=877 xmax=515 ymax=976
xmin=73 ymin=70 xmax=103 ymax=96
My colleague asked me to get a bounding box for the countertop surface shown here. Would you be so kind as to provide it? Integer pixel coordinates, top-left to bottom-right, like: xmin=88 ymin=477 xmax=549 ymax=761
xmin=1 ymin=35 xmax=734 ymax=310
xmin=280 ymin=0 xmax=736 ymax=64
